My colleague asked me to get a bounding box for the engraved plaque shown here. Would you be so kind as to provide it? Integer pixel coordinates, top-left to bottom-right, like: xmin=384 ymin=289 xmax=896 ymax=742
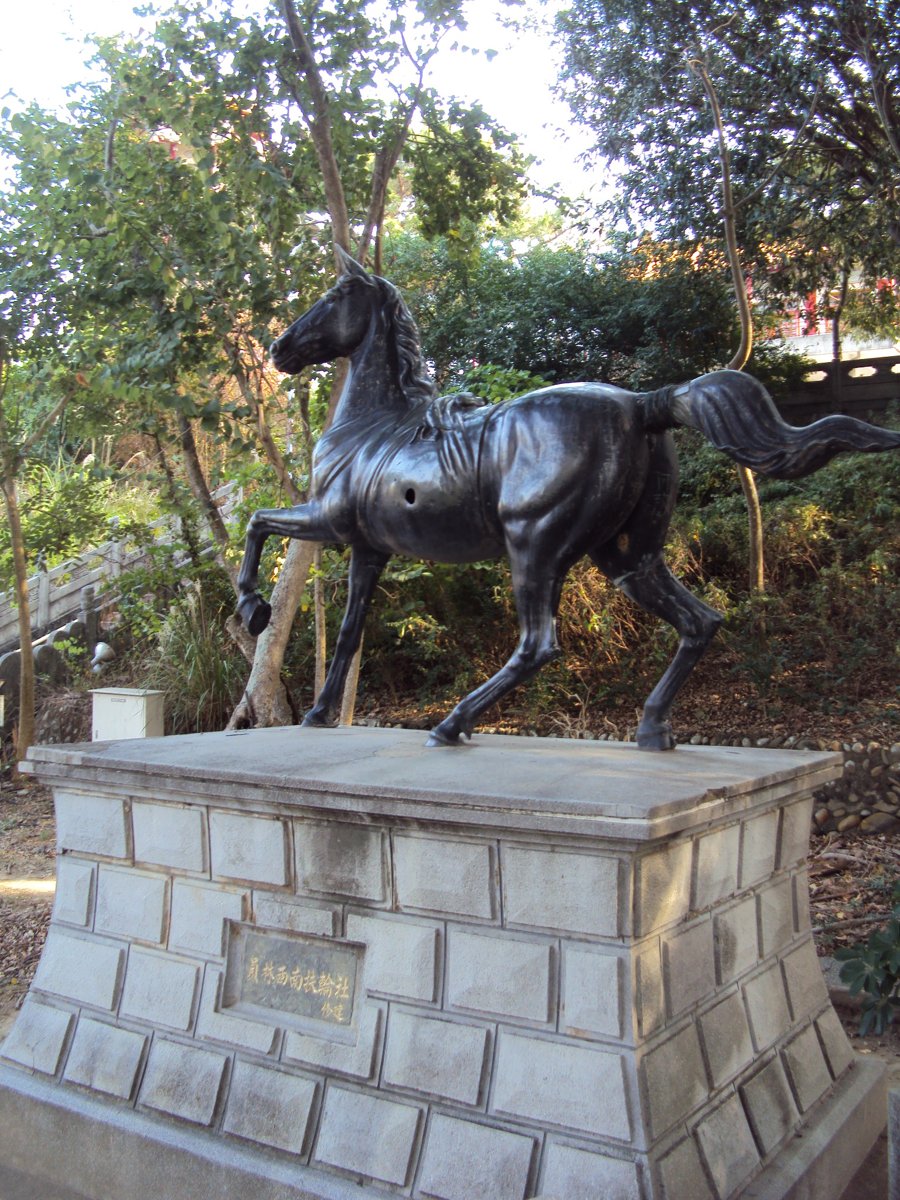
xmin=221 ymin=921 xmax=365 ymax=1039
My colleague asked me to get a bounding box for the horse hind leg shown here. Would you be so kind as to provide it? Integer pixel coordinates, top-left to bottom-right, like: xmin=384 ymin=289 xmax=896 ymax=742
xmin=591 ymin=547 xmax=723 ymax=751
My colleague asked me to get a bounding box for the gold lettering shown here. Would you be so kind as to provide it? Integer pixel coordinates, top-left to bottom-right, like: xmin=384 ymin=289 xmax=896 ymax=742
xmin=275 ymin=964 xmax=290 ymax=987
xmin=245 ymin=955 xmax=260 ymax=984
xmin=333 ymin=975 xmax=350 ymax=1001
xmin=262 ymin=960 xmax=276 ymax=985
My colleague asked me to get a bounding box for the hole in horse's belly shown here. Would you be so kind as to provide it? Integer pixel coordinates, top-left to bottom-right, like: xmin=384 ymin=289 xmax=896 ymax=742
xmin=405 ymin=488 xmax=416 ymax=504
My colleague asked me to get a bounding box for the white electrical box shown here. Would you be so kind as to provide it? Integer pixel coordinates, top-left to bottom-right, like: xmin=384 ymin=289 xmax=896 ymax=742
xmin=92 ymin=688 xmax=165 ymax=741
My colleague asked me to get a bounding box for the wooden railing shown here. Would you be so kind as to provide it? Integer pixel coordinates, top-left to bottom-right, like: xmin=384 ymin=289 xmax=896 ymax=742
xmin=0 ymin=482 xmax=242 ymax=655
xmin=776 ymin=355 xmax=900 ymax=425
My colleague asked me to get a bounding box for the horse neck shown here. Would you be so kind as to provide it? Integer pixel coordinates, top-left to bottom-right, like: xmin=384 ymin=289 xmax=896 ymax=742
xmin=329 ymin=308 xmax=412 ymax=431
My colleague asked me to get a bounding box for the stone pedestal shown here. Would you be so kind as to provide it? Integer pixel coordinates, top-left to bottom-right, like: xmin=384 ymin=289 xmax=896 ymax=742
xmin=0 ymin=728 xmax=886 ymax=1200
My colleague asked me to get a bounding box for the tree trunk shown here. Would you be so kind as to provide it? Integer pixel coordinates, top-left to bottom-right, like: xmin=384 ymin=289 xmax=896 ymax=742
xmin=153 ymin=431 xmax=203 ymax=565
xmin=691 ymin=57 xmax=765 ymax=594
xmin=831 ymin=264 xmax=851 ymax=411
xmin=178 ymin=414 xmax=237 ymax=585
xmin=2 ymin=476 xmax=35 ymax=766
xmin=227 ymin=536 xmax=317 ymax=728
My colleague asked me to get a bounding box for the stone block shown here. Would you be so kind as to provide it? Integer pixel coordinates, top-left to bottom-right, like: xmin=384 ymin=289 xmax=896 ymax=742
xmin=418 ymin=1113 xmax=535 ymax=1200
xmin=778 ymin=799 xmax=812 ymax=869
xmin=169 ymin=880 xmax=246 ymax=957
xmin=634 ymin=840 xmax=692 ymax=936
xmin=210 ymin=810 xmax=288 ymax=886
xmin=692 ymin=822 xmax=740 ymax=911
xmin=32 ymin=929 xmax=124 ymax=1011
xmin=120 ymin=947 xmax=200 ymax=1031
xmin=446 ymin=928 xmax=553 ymax=1023
xmin=63 ymin=1016 xmax=146 ymax=1099
xmin=138 ymin=1037 xmax=227 ymax=1126
xmin=743 ymin=962 xmax=791 ymax=1053
xmin=492 ymin=1029 xmax=630 ymax=1141
xmin=633 ymin=938 xmax=665 ymax=1039
xmin=55 ymin=791 xmax=128 ymax=859
xmin=346 ymin=912 xmax=440 ymax=1003
xmin=222 ymin=1058 xmax=318 ymax=1156
xmin=889 ymin=1088 xmax=899 ymax=1200
xmin=295 ymin=820 xmax=388 ymax=902
xmin=781 ymin=939 xmax=829 ymax=1022
xmin=698 ymin=991 xmax=754 ymax=1088
xmin=283 ymin=1001 xmax=384 ymax=1080
xmin=95 ymin=866 xmax=168 ymax=944
xmin=313 ymin=1085 xmax=422 ymax=1186
xmin=793 ymin=867 xmax=812 ymax=933
xmin=782 ymin=1022 xmax=832 ymax=1113
xmin=254 ymin=895 xmax=336 ymax=937
xmin=757 ymin=875 xmax=795 ymax=958
xmin=0 ymin=999 xmax=72 ymax=1075
xmin=132 ymin=801 xmax=206 ymax=874
xmin=815 ymin=1006 xmax=854 ymax=1079
xmin=739 ymin=809 xmax=779 ymax=889
xmin=662 ymin=919 xmax=715 ymax=1018
xmin=502 ymin=845 xmax=619 ymax=937
xmin=541 ymin=1142 xmax=641 ymax=1200
xmin=641 ymin=1023 xmax=708 ymax=1139
xmin=657 ymin=1136 xmax=715 ymax=1200
xmin=713 ymin=894 xmax=759 ymax=986
xmin=694 ymin=1092 xmax=760 ymax=1200
xmin=394 ymin=834 xmax=494 ymax=919
xmin=382 ymin=1009 xmax=489 ymax=1105
xmin=53 ymin=857 xmax=94 ymax=926
xmin=739 ymin=1055 xmax=800 ymax=1155
xmin=560 ymin=943 xmax=622 ymax=1039
xmin=196 ymin=969 xmax=279 ymax=1055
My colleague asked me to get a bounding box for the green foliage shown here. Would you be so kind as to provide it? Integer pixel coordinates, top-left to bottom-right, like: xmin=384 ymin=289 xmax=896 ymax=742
xmin=555 ymin=0 xmax=900 ymax=310
xmin=835 ymin=882 xmax=900 ymax=1036
xmin=138 ymin=572 xmax=246 ymax=734
xmin=389 ymin=234 xmax=739 ymax=390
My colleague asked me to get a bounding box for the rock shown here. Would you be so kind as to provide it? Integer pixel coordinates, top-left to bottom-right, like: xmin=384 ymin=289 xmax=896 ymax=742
xmin=837 ymin=814 xmax=861 ymax=832
xmin=814 ymin=808 xmax=831 ymax=827
xmin=860 ymin=812 xmax=900 ymax=834
xmin=852 ymin=742 xmax=865 ymax=754
xmin=690 ymin=733 xmax=702 ymax=745
xmin=843 ymin=760 xmax=856 ymax=774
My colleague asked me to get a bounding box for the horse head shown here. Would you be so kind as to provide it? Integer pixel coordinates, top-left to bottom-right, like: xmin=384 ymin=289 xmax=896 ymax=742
xmin=270 ymin=249 xmax=378 ymax=374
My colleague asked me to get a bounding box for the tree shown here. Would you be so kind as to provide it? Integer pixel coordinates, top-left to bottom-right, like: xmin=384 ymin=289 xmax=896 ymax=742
xmin=0 ymin=0 xmax=529 ymax=732
xmin=389 ymin=232 xmax=740 ymax=389
xmin=0 ymin=357 xmax=74 ymax=766
xmin=555 ymin=0 xmax=900 ymax=317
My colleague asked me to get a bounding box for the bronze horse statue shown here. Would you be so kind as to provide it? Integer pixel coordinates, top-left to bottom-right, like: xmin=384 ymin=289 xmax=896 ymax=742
xmin=237 ymin=249 xmax=900 ymax=749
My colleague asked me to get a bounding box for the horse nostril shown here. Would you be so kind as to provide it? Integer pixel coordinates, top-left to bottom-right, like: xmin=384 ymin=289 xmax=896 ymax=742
xmin=405 ymin=488 xmax=416 ymax=505
xmin=269 ymin=339 xmax=281 ymax=358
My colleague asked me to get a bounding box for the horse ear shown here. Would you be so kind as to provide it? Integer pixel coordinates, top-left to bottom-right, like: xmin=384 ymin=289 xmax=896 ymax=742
xmin=334 ymin=245 xmax=369 ymax=279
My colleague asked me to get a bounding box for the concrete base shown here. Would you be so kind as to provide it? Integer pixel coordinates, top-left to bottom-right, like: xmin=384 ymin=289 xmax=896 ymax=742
xmin=890 ymin=1087 xmax=900 ymax=1200
xmin=0 ymin=727 xmax=886 ymax=1200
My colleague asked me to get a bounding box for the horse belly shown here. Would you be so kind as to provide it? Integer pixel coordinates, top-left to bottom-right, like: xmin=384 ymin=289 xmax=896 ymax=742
xmin=362 ymin=467 xmax=502 ymax=563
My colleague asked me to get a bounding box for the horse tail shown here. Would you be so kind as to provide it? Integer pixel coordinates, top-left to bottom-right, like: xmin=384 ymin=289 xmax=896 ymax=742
xmin=640 ymin=368 xmax=900 ymax=480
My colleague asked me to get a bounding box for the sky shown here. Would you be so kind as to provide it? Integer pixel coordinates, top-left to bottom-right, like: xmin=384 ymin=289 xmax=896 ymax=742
xmin=0 ymin=0 xmax=597 ymax=200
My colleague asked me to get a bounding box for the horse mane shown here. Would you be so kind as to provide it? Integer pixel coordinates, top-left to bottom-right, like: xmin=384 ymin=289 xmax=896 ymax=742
xmin=374 ymin=276 xmax=437 ymax=407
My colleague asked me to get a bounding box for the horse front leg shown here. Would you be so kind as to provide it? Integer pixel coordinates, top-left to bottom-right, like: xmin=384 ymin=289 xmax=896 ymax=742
xmin=428 ymin=537 xmax=568 ymax=746
xmin=302 ymin=546 xmax=389 ymax=728
xmin=236 ymin=502 xmax=334 ymax=637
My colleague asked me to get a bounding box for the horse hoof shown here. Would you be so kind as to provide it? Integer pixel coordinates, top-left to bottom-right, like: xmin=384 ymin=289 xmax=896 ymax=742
xmin=636 ymin=723 xmax=676 ymax=751
xmin=301 ymin=710 xmax=335 ymax=729
xmin=237 ymin=593 xmax=272 ymax=637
